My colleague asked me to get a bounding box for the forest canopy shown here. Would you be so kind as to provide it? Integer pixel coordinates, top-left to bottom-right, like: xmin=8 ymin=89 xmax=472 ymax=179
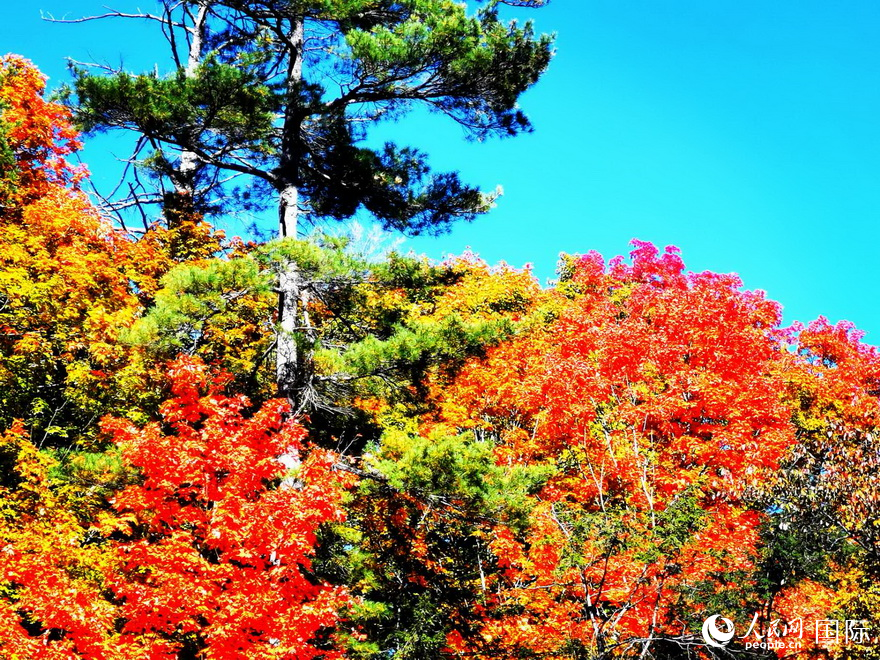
xmin=0 ymin=4 xmax=878 ymax=657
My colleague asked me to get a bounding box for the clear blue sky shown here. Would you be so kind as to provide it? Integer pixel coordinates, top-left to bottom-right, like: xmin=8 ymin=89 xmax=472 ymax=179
xmin=3 ymin=2 xmax=880 ymax=342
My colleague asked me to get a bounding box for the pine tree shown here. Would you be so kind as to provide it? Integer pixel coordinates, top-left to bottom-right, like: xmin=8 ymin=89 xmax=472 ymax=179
xmin=61 ymin=0 xmax=554 ymax=405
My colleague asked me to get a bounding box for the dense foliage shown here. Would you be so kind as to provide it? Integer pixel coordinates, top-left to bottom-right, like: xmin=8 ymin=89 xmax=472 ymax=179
xmin=0 ymin=47 xmax=877 ymax=660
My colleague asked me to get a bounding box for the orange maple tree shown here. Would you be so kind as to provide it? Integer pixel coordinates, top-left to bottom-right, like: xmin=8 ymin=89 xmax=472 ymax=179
xmin=0 ymin=420 xmax=123 ymax=660
xmin=0 ymin=54 xmax=84 ymax=201
xmin=0 ymin=357 xmax=354 ymax=658
xmin=101 ymin=356 xmax=355 ymax=658
xmin=428 ymin=242 xmax=799 ymax=657
xmin=768 ymin=317 xmax=880 ymax=659
xmin=0 ymin=54 xmax=145 ymax=443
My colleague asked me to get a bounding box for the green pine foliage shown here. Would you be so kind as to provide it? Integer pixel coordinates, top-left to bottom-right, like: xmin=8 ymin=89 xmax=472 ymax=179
xmin=67 ymin=0 xmax=554 ymax=233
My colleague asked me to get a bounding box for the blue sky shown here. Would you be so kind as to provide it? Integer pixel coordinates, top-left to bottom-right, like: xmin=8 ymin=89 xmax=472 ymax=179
xmin=3 ymin=1 xmax=880 ymax=342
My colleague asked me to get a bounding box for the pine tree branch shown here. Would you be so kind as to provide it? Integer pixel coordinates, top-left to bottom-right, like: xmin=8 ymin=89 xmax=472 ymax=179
xmin=41 ymin=8 xmax=186 ymax=29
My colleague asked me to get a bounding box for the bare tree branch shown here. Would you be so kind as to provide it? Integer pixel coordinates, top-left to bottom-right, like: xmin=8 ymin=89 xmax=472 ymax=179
xmin=41 ymin=8 xmax=186 ymax=29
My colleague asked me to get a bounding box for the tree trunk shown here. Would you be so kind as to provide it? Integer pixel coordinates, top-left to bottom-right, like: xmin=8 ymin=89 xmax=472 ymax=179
xmin=275 ymin=17 xmax=305 ymax=406
xmin=168 ymin=1 xmax=209 ymax=217
xmin=276 ymin=185 xmax=301 ymax=403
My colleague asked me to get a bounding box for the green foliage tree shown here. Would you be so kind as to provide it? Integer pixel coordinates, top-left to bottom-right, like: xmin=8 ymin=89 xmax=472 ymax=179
xmin=62 ymin=0 xmax=554 ymax=403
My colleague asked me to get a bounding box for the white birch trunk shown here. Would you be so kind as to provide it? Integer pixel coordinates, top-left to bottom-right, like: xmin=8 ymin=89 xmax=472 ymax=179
xmin=172 ymin=1 xmax=209 ymax=199
xmin=275 ymin=18 xmax=305 ymax=405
